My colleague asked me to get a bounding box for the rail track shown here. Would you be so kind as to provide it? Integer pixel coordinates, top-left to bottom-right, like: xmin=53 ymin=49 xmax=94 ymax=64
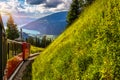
xmin=9 ymin=53 xmax=40 ymax=80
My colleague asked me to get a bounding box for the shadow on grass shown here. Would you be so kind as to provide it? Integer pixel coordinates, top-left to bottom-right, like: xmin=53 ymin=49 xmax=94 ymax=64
xmin=22 ymin=60 xmax=34 ymax=80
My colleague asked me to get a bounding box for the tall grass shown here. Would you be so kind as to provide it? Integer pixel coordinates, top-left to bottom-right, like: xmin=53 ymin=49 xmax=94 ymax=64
xmin=32 ymin=0 xmax=120 ymax=80
xmin=30 ymin=45 xmax=44 ymax=54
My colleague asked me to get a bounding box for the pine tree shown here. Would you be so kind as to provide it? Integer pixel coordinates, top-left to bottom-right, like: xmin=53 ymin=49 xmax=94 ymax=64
xmin=79 ymin=0 xmax=84 ymax=7
xmin=41 ymin=36 xmax=47 ymax=48
xmin=67 ymin=0 xmax=80 ymax=26
xmin=67 ymin=0 xmax=94 ymax=27
xmin=6 ymin=15 xmax=19 ymax=40
xmin=37 ymin=38 xmax=40 ymax=47
xmin=27 ymin=37 xmax=34 ymax=45
xmin=86 ymin=0 xmax=94 ymax=5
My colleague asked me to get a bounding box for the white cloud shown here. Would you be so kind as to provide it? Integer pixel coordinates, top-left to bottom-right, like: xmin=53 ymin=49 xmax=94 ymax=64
xmin=0 ymin=0 xmax=72 ymax=18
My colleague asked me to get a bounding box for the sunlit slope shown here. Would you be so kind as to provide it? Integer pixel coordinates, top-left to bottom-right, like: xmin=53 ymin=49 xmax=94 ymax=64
xmin=32 ymin=0 xmax=120 ymax=79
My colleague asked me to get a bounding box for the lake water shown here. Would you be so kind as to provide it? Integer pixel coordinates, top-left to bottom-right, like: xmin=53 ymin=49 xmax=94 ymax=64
xmin=20 ymin=28 xmax=40 ymax=35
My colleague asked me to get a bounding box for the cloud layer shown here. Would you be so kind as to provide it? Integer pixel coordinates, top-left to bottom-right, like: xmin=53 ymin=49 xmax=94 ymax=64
xmin=45 ymin=0 xmax=63 ymax=8
xmin=0 ymin=0 xmax=72 ymax=18
xmin=26 ymin=0 xmax=45 ymax=5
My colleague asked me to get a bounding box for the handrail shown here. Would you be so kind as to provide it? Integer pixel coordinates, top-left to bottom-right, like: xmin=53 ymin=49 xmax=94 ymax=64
xmin=7 ymin=39 xmax=23 ymax=44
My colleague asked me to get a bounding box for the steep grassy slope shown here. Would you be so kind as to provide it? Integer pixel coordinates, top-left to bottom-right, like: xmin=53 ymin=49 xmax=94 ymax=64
xmin=32 ymin=0 xmax=120 ymax=80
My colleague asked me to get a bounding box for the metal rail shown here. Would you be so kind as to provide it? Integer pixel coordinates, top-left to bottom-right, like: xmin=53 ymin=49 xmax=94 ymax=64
xmin=9 ymin=53 xmax=39 ymax=80
xmin=9 ymin=61 xmax=24 ymax=80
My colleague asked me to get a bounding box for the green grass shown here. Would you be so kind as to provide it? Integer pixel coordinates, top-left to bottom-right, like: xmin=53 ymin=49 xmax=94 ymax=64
xmin=30 ymin=45 xmax=44 ymax=54
xmin=32 ymin=0 xmax=120 ymax=80
xmin=22 ymin=60 xmax=34 ymax=80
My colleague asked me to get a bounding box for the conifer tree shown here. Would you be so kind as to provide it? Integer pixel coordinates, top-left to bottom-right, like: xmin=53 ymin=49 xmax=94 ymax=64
xmin=6 ymin=15 xmax=19 ymax=40
xmin=86 ymin=0 xmax=94 ymax=5
xmin=41 ymin=36 xmax=47 ymax=48
xmin=67 ymin=0 xmax=80 ymax=26
xmin=79 ymin=0 xmax=84 ymax=7
xmin=67 ymin=0 xmax=94 ymax=27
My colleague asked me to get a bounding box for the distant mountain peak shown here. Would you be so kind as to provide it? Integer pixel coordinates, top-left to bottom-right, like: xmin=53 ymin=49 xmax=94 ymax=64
xmin=22 ymin=11 xmax=68 ymax=35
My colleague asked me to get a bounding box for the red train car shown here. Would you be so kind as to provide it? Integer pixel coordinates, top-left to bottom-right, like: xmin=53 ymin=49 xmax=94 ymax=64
xmin=22 ymin=42 xmax=30 ymax=60
xmin=6 ymin=40 xmax=30 ymax=79
xmin=0 ymin=14 xmax=31 ymax=80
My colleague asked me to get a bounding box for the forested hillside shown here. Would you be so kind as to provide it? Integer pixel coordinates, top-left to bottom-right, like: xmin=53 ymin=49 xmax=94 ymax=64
xmin=32 ymin=0 xmax=120 ymax=79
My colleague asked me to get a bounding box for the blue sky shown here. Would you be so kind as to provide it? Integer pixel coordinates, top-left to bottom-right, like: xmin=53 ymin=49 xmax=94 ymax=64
xmin=0 ymin=0 xmax=72 ymax=18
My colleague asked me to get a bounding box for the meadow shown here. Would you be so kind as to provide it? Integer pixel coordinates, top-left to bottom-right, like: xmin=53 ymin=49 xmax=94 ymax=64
xmin=32 ymin=0 xmax=120 ymax=79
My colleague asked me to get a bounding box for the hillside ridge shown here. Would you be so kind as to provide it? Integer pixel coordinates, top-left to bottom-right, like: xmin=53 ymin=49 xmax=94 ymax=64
xmin=22 ymin=11 xmax=67 ymax=35
xmin=33 ymin=0 xmax=120 ymax=80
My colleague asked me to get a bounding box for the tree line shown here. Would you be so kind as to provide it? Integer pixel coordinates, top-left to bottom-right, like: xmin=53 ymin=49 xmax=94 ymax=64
xmin=26 ymin=36 xmax=52 ymax=48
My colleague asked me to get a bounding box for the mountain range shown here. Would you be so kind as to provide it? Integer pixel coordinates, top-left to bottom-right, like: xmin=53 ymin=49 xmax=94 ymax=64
xmin=22 ymin=11 xmax=68 ymax=35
